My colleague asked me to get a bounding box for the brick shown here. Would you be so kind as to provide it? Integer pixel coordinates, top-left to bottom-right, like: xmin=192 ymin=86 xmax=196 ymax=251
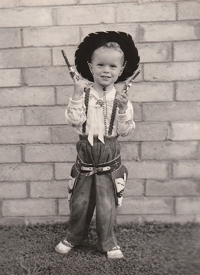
xmin=23 ymin=26 xmax=79 ymax=47
xmin=0 ymin=87 xmax=55 ymax=107
xmin=0 ymin=164 xmax=53 ymax=181
xmin=146 ymin=179 xmax=200 ymax=197
xmin=194 ymin=216 xmax=200 ymax=223
xmin=141 ymin=141 xmax=198 ymax=160
xmin=124 ymin=161 xmax=168 ymax=179
xmin=176 ymin=81 xmax=200 ymax=101
xmin=0 ymin=146 xmax=21 ymax=163
xmin=25 ymin=144 xmax=76 ymax=162
xmin=116 ymin=3 xmax=176 ymax=23
xmin=132 ymin=103 xmax=142 ymax=121
xmin=124 ymin=179 xmax=144 ymax=197
xmin=19 ymin=0 xmax=77 ymax=6
xmin=178 ymin=1 xmax=200 ymax=20
xmin=137 ymin=43 xmax=172 ymax=63
xmin=80 ymin=0 xmax=135 ymax=3
xmin=0 ymin=69 xmax=21 ymax=87
xmin=52 ymin=126 xmax=79 ymax=143
xmin=170 ymin=122 xmax=200 ymax=141
xmin=173 ymin=161 xmax=200 ymax=179
xmin=120 ymin=142 xmax=139 ymax=161
xmin=0 ymin=108 xmax=24 ymax=126
xmin=143 ymin=102 xmax=200 ymax=121
xmin=30 ymin=181 xmax=68 ymax=198
xmin=81 ymin=24 xmax=140 ymax=43
xmin=25 ymin=106 xmax=66 ymax=125
xmin=0 ymin=29 xmax=21 ymax=48
xmin=174 ymin=41 xmax=200 ymax=62
xmin=0 ymin=182 xmax=26 ymax=199
xmin=24 ymin=67 xmax=72 ymax=86
xmin=2 ymin=199 xmax=56 ymax=216
xmin=0 ymin=217 xmax=26 ymax=226
xmin=140 ymin=22 xmax=199 ymax=42
xmin=55 ymin=163 xmax=73 ymax=180
xmin=58 ymin=199 xmax=70 ymax=215
xmin=0 ymin=0 xmax=18 ymax=8
xmin=56 ymin=86 xmax=74 ymax=105
xmin=0 ymin=126 xmax=51 ymax=144
xmin=143 ymin=215 xmax=197 ymax=224
xmin=56 ymin=5 xmax=115 ymax=25
xmin=126 ymin=83 xmax=174 ymax=102
xmin=0 ymin=48 xmax=51 ymax=69
xmin=176 ymin=198 xmax=200 ymax=215
xmin=0 ymin=8 xmax=53 ymax=28
xmin=53 ymin=46 xmax=77 ymax=66
xmin=118 ymin=197 xmax=174 ymax=215
xmin=144 ymin=62 xmax=200 ymax=81
xmin=119 ymin=122 xmax=169 ymax=142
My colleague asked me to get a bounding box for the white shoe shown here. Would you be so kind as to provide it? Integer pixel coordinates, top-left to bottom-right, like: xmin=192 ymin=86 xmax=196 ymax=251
xmin=107 ymin=246 xmax=124 ymax=259
xmin=55 ymin=240 xmax=74 ymax=254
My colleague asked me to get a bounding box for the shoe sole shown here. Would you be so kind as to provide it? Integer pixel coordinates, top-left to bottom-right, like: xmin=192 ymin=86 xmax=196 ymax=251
xmin=55 ymin=246 xmax=71 ymax=254
xmin=107 ymin=253 xmax=124 ymax=259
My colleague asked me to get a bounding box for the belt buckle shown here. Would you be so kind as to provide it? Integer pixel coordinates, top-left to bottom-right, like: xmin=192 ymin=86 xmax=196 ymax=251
xmin=96 ymin=167 xmax=103 ymax=173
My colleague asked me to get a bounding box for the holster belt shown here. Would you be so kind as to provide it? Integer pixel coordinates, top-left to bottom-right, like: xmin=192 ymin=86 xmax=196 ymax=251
xmin=75 ymin=155 xmax=121 ymax=176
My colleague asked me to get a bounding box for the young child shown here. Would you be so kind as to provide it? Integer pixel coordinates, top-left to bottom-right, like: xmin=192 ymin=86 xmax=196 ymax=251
xmin=55 ymin=31 xmax=140 ymax=259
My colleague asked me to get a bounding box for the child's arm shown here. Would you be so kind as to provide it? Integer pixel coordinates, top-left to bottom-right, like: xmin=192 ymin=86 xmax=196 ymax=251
xmin=115 ymin=92 xmax=135 ymax=137
xmin=65 ymin=79 xmax=89 ymax=127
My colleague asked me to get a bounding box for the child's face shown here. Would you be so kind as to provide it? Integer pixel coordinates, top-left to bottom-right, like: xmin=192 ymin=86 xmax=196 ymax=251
xmin=89 ymin=47 xmax=124 ymax=88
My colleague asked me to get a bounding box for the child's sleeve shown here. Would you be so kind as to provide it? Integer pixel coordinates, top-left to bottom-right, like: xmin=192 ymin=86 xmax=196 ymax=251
xmin=116 ymin=100 xmax=135 ymax=136
xmin=65 ymin=96 xmax=86 ymax=127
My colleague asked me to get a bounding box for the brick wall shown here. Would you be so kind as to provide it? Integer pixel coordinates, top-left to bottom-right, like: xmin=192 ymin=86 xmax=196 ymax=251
xmin=0 ymin=0 xmax=200 ymax=225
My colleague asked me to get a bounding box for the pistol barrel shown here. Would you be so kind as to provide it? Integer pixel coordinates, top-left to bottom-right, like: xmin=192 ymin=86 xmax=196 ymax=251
xmin=61 ymin=50 xmax=71 ymax=68
xmin=61 ymin=50 xmax=80 ymax=81
xmin=123 ymin=69 xmax=140 ymax=94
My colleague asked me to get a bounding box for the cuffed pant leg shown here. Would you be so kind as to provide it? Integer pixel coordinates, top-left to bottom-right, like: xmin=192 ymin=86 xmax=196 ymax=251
xmin=66 ymin=174 xmax=95 ymax=245
xmin=95 ymin=174 xmax=118 ymax=252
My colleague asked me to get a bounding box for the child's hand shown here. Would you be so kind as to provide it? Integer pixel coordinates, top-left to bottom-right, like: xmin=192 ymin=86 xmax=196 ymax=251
xmin=72 ymin=78 xmax=89 ymax=100
xmin=116 ymin=92 xmax=128 ymax=114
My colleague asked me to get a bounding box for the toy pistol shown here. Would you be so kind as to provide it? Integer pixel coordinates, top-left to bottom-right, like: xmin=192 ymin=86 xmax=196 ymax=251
xmin=122 ymin=69 xmax=140 ymax=94
xmin=61 ymin=50 xmax=80 ymax=81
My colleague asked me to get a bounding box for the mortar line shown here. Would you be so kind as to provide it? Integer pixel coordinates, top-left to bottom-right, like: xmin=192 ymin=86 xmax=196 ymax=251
xmin=143 ymin=179 xmax=147 ymax=197
xmin=55 ymin=198 xmax=59 ymax=216
xmin=174 ymin=197 xmax=176 ymax=216
xmin=26 ymin=181 xmax=31 ymax=198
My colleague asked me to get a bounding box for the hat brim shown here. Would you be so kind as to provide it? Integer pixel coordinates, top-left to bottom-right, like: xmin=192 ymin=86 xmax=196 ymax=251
xmin=75 ymin=31 xmax=140 ymax=83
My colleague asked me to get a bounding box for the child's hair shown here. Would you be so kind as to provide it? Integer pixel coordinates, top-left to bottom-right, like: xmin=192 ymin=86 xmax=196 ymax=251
xmin=102 ymin=42 xmax=124 ymax=54
xmin=91 ymin=42 xmax=125 ymax=64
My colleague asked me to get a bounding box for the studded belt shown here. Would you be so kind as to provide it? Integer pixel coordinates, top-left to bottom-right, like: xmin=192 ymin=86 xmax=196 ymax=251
xmin=75 ymin=154 xmax=121 ymax=176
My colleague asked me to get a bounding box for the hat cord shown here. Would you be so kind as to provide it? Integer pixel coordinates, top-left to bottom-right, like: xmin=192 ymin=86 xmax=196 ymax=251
xmin=108 ymin=94 xmax=118 ymax=136
xmin=82 ymin=88 xmax=90 ymax=134
xmin=102 ymin=91 xmax=108 ymax=136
